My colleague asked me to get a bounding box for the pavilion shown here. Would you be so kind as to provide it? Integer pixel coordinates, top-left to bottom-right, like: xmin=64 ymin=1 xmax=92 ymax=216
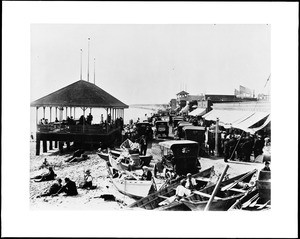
xmin=31 ymin=80 xmax=128 ymax=155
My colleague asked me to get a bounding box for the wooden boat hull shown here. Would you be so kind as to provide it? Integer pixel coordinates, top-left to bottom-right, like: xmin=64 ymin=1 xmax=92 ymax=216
xmin=98 ymin=149 xmax=152 ymax=167
xmin=175 ymin=169 xmax=258 ymax=211
xmin=129 ymin=166 xmax=214 ymax=210
xmin=106 ymin=163 xmax=154 ymax=199
xmin=181 ymin=194 xmax=244 ymax=211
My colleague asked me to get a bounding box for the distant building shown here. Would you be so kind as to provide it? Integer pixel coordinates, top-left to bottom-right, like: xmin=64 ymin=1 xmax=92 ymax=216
xmin=176 ymin=91 xmax=205 ymax=109
xmin=257 ymin=93 xmax=270 ymax=101
xmin=234 ymin=85 xmax=255 ymax=98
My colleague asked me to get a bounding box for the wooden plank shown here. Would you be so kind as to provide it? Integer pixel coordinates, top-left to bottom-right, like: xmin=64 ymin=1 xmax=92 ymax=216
xmin=196 ymin=177 xmax=211 ymax=182
xmin=158 ymin=195 xmax=169 ymax=199
xmin=228 ymin=188 xmax=247 ymax=193
xmin=193 ymin=191 xmax=222 ymax=200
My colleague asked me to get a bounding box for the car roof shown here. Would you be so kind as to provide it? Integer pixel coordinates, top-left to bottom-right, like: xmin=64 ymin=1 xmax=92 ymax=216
xmin=178 ymin=122 xmax=193 ymax=126
xmin=183 ymin=126 xmax=206 ymax=131
xmin=158 ymin=140 xmax=198 ymax=148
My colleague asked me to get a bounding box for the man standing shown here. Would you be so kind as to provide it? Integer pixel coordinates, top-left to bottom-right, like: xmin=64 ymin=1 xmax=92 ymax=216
xmin=140 ymin=135 xmax=147 ymax=156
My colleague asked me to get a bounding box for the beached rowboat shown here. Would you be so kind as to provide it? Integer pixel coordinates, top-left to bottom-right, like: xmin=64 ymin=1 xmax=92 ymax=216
xmin=106 ymin=162 xmax=155 ymax=199
xmin=129 ymin=166 xmax=214 ymax=210
xmin=179 ymin=169 xmax=258 ymax=211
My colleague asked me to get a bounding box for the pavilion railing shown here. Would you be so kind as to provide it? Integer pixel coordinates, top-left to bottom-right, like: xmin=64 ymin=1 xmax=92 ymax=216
xmin=37 ymin=123 xmax=120 ymax=134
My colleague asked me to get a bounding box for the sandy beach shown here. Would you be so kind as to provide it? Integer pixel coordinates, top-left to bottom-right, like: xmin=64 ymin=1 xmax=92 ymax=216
xmin=30 ymin=139 xmax=266 ymax=210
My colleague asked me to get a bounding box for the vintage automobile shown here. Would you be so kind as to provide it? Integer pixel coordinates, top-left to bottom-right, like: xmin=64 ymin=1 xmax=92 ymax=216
xmin=175 ymin=121 xmax=193 ymax=139
xmin=172 ymin=116 xmax=184 ymax=128
xmin=155 ymin=120 xmax=169 ymax=138
xmin=183 ymin=125 xmax=207 ymax=156
xmin=136 ymin=122 xmax=154 ymax=140
xmin=155 ymin=140 xmax=201 ymax=176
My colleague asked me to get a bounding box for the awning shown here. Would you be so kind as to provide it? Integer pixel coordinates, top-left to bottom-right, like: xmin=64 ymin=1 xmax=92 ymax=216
xmin=248 ymin=114 xmax=271 ymax=134
xmin=179 ymin=105 xmax=189 ymax=114
xmin=203 ymin=109 xmax=255 ymax=128
xmin=232 ymin=112 xmax=270 ymax=133
xmin=189 ymin=107 xmax=206 ymax=117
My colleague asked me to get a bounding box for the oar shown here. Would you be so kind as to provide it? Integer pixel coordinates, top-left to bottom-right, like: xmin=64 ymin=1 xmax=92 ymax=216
xmin=124 ymin=170 xmax=140 ymax=180
xmin=241 ymin=193 xmax=259 ymax=208
xmin=221 ymin=169 xmax=257 ymax=192
xmin=204 ymin=164 xmax=229 ymax=211
xmin=257 ymin=200 xmax=270 ymax=210
xmin=249 ymin=197 xmax=260 ymax=207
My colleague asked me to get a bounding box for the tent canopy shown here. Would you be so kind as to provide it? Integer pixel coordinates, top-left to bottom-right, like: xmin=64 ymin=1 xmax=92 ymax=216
xmin=30 ymin=80 xmax=129 ymax=108
xmin=203 ymin=109 xmax=270 ymax=132
xmin=189 ymin=107 xmax=206 ymax=117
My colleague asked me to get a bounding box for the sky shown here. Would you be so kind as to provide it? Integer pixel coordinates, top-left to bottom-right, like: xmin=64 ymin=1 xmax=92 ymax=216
xmin=31 ymin=24 xmax=270 ymax=105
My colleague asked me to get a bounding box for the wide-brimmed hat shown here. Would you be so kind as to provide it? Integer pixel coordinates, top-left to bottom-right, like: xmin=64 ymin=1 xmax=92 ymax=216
xmin=85 ymin=169 xmax=91 ymax=174
xmin=186 ymin=173 xmax=192 ymax=177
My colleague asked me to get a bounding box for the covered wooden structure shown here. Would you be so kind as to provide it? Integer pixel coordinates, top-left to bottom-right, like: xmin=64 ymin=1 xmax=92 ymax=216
xmin=31 ymin=80 xmax=128 ymax=155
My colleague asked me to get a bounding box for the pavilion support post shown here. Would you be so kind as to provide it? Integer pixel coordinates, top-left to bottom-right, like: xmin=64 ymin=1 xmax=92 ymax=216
xmin=59 ymin=107 xmax=63 ymax=121
xmin=59 ymin=141 xmax=64 ymax=154
xmin=70 ymin=107 xmax=72 ymax=117
xmin=50 ymin=107 xmax=52 ymax=123
xmin=36 ymin=135 xmax=40 ymax=156
xmin=66 ymin=107 xmax=68 ymax=119
xmin=42 ymin=140 xmax=47 ymax=153
xmin=55 ymin=141 xmax=58 ymax=148
xmin=215 ymin=117 xmax=219 ymax=157
xmin=43 ymin=107 xmax=46 ymax=119
xmin=74 ymin=107 xmax=76 ymax=119
xmin=55 ymin=107 xmax=58 ymax=120
xmin=36 ymin=107 xmax=39 ymax=125
xmin=49 ymin=140 xmax=53 ymax=150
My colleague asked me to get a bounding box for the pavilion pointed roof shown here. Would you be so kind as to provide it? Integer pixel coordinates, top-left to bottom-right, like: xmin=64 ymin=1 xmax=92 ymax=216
xmin=176 ymin=90 xmax=189 ymax=96
xmin=30 ymin=80 xmax=129 ymax=108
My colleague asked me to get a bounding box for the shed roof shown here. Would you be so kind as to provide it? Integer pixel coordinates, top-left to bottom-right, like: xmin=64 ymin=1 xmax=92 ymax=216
xmin=30 ymin=80 xmax=129 ymax=108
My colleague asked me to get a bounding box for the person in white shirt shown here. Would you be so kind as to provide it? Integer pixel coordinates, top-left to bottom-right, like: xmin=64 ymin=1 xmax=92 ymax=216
xmin=185 ymin=173 xmax=197 ymax=190
xmin=79 ymin=169 xmax=94 ymax=189
xmin=175 ymin=180 xmax=191 ymax=200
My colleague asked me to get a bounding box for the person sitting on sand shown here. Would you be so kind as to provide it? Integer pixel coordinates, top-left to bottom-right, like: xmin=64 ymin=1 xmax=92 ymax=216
xmin=65 ymin=149 xmax=85 ymax=162
xmin=39 ymin=158 xmax=50 ymax=169
xmin=36 ymin=178 xmax=62 ymax=198
xmin=68 ymin=154 xmax=89 ymax=163
xmin=175 ymin=179 xmax=191 ymax=201
xmin=79 ymin=169 xmax=96 ymax=189
xmin=141 ymin=166 xmax=152 ymax=181
xmin=185 ymin=173 xmax=197 ymax=190
xmin=54 ymin=177 xmax=78 ymax=196
xmin=31 ymin=167 xmax=56 ymax=182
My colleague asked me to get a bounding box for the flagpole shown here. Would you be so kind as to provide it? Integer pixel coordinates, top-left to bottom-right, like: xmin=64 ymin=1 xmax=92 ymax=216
xmin=80 ymin=49 xmax=83 ymax=80
xmin=94 ymin=57 xmax=96 ymax=84
xmin=87 ymin=38 xmax=90 ymax=82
